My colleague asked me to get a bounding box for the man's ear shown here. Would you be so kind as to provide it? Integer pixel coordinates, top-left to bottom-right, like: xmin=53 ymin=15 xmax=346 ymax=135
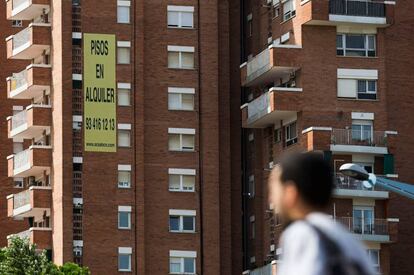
xmin=283 ymin=182 xmax=299 ymax=208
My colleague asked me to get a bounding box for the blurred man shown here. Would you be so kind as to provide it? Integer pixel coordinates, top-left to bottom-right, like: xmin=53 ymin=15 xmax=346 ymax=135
xmin=268 ymin=152 xmax=375 ymax=275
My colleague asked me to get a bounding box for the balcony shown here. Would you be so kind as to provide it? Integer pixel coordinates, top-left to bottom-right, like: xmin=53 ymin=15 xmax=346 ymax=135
xmin=7 ymin=145 xmax=52 ymax=178
xmin=334 ymin=216 xmax=398 ymax=243
xmin=331 ymin=129 xmax=388 ymax=154
xmin=6 ymin=0 xmax=50 ymax=21
xmin=7 ymin=227 xmax=52 ymax=250
xmin=240 ymin=45 xmax=302 ymax=87
xmin=7 ymin=64 xmax=51 ymax=100
xmin=244 ymin=261 xmax=277 ymax=275
xmin=6 ymin=186 xmax=51 ymax=219
xmin=7 ymin=104 xmax=51 ymax=140
xmin=304 ymin=0 xmax=394 ymax=27
xmin=6 ymin=23 xmax=51 ymax=60
xmin=333 ymin=175 xmax=389 ymax=199
xmin=241 ymin=87 xmax=302 ymax=128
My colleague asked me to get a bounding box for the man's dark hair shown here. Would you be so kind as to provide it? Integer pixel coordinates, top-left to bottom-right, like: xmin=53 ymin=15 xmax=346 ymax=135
xmin=279 ymin=152 xmax=334 ymax=209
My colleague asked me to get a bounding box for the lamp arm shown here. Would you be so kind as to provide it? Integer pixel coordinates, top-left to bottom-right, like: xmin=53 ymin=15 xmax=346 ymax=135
xmin=373 ymin=177 xmax=414 ymax=200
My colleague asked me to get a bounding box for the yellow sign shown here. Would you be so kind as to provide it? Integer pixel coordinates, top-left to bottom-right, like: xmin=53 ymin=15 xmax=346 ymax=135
xmin=83 ymin=34 xmax=117 ymax=152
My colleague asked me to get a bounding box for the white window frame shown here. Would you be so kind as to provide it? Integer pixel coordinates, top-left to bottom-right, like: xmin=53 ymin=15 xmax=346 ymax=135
xmin=167 ymin=6 xmax=195 ymax=29
xmin=117 ymin=0 xmax=131 ymax=24
xmin=285 ymin=121 xmax=298 ymax=146
xmin=168 ymin=128 xmax=196 ymax=152
xmin=282 ymin=0 xmax=296 ymax=21
xmin=118 ymin=206 xmax=132 ymax=230
xmin=168 ymin=87 xmax=195 ymax=111
xmin=118 ymin=247 xmax=132 ymax=272
xmin=248 ymin=175 xmax=255 ymax=198
xmin=169 ymin=209 xmax=196 ymax=233
xmin=351 ymin=120 xmax=373 ymax=142
xmin=118 ymin=164 xmax=131 ymax=188
xmin=118 ymin=82 xmax=131 ymax=106
xmin=168 ymin=46 xmax=195 ymax=69
xmin=353 ymin=206 xmax=375 ymax=235
xmin=337 ymin=34 xmax=376 ymax=57
xmin=169 ymin=250 xmax=197 ymax=275
xmin=367 ymin=249 xmax=380 ymax=274
xmin=117 ymin=41 xmax=131 ymax=65
xmin=168 ymin=168 xmax=196 ymax=192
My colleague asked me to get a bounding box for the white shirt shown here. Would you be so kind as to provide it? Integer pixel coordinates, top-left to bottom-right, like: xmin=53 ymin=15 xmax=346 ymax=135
xmin=278 ymin=213 xmax=376 ymax=275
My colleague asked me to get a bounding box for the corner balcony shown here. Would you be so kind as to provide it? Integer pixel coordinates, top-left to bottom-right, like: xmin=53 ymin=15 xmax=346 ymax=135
xmin=6 ymin=23 xmax=51 ymax=60
xmin=7 ymin=227 xmax=52 ymax=250
xmin=7 ymin=145 xmax=52 ymax=178
xmin=6 ymin=186 xmax=51 ymax=219
xmin=6 ymin=0 xmax=50 ymax=21
xmin=331 ymin=129 xmax=389 ymax=154
xmin=240 ymin=45 xmax=302 ymax=87
xmin=7 ymin=64 xmax=51 ymax=100
xmin=304 ymin=0 xmax=394 ymax=28
xmin=241 ymin=87 xmax=302 ymax=128
xmin=333 ymin=175 xmax=389 ymax=199
xmin=334 ymin=217 xmax=398 ymax=243
xmin=243 ymin=261 xmax=277 ymax=275
xmin=7 ymin=104 xmax=51 ymax=140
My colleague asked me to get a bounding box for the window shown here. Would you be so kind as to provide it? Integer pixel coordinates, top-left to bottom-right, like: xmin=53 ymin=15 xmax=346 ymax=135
xmin=283 ymin=0 xmax=296 ymax=21
xmin=118 ymin=165 xmax=131 ymax=188
xmin=285 ymin=122 xmax=297 ymax=146
xmin=353 ymin=206 xmax=374 ymax=235
xmin=168 ymin=46 xmax=195 ymax=69
xmin=169 ymin=251 xmax=197 ymax=274
xmin=367 ymin=249 xmax=380 ymax=274
xmin=117 ymin=0 xmax=130 ymax=24
xmin=118 ymin=124 xmax=132 ymax=147
xmin=168 ymin=128 xmax=195 ymax=151
xmin=351 ymin=120 xmax=373 ymax=143
xmin=247 ymin=14 xmax=252 ymax=37
xmin=272 ymin=0 xmax=280 ymax=18
xmin=337 ymin=34 xmax=376 ymax=57
xmin=118 ymin=206 xmax=131 ymax=229
xmin=274 ymin=128 xmax=281 ymax=143
xmin=118 ymin=247 xmax=132 ymax=272
xmin=250 ymin=216 xmax=255 ymax=239
xmin=168 ymin=6 xmax=194 ymax=28
xmin=12 ymin=20 xmax=22 ymax=27
xmin=168 ymin=88 xmax=195 ymax=111
xmin=118 ymin=83 xmax=131 ymax=106
xmin=169 ymin=210 xmax=196 ymax=233
xmin=357 ymin=80 xmax=377 ymax=100
xmin=248 ymin=175 xmax=255 ymax=198
xmin=14 ymin=178 xmax=24 ymax=188
xmin=169 ymin=169 xmax=196 ymax=192
xmin=117 ymin=41 xmax=131 ymax=64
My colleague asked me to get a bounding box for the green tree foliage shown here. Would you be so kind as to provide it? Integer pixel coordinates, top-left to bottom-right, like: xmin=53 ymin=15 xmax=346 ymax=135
xmin=0 ymin=237 xmax=89 ymax=275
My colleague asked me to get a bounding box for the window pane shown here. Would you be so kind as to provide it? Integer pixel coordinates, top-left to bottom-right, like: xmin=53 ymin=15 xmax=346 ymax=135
xmin=182 ymin=134 xmax=195 ymax=150
xmin=170 ymin=258 xmax=181 ymax=273
xmin=169 ymin=174 xmax=181 ymax=190
xmin=119 ymin=212 xmax=130 ymax=228
xmin=368 ymin=80 xmax=376 ymax=92
xmin=184 ymin=258 xmax=195 ymax=273
xmin=168 ymin=134 xmax=181 ymax=151
xmin=346 ymin=35 xmax=365 ymax=49
xmin=118 ymin=131 xmax=131 ymax=147
xmin=118 ymin=171 xmax=131 ymax=188
xmin=168 ymin=11 xmax=179 ymax=27
xmin=358 ymin=80 xmax=367 ymax=93
xmin=336 ymin=35 xmax=343 ymax=48
xmin=117 ymin=6 xmax=130 ymax=23
xmin=182 ymin=94 xmax=194 ymax=110
xmin=168 ymin=52 xmax=180 ymax=68
xmin=369 ymin=250 xmax=379 ymax=265
xmin=118 ymin=47 xmax=130 ymax=64
xmin=168 ymin=93 xmax=181 ymax=110
xmin=183 ymin=216 xmax=195 ymax=231
xmin=118 ymin=89 xmax=130 ymax=106
xmin=169 ymin=216 xmax=180 ymax=231
xmin=181 ymin=52 xmax=194 ymax=69
xmin=119 ymin=254 xmax=131 ymax=271
xmin=181 ymin=12 xmax=194 ymax=28
xmin=182 ymin=175 xmax=195 ymax=191
xmin=368 ymin=35 xmax=375 ymax=50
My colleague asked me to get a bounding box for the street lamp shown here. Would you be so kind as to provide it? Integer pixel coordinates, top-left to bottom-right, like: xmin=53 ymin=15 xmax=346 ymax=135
xmin=339 ymin=163 xmax=414 ymax=200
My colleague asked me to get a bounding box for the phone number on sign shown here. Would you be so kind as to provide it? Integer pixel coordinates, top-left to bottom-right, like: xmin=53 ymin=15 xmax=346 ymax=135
xmin=85 ymin=117 xmax=116 ymax=131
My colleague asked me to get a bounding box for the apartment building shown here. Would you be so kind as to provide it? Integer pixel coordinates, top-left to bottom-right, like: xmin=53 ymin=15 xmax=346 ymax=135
xmin=0 ymin=0 xmax=243 ymax=274
xmin=239 ymin=0 xmax=414 ymax=275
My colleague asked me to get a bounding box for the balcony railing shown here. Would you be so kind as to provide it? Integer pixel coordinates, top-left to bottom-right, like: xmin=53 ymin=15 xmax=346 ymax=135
xmin=7 ymin=145 xmax=52 ymax=178
xmin=7 ymin=186 xmax=52 ymax=218
xmin=335 ymin=217 xmax=391 ymax=236
xmin=7 ymin=227 xmax=52 ymax=250
xmin=331 ymin=129 xmax=387 ymax=147
xmin=13 ymin=189 xmax=31 ymax=209
xmin=6 ymin=0 xmax=50 ymax=21
xmin=8 ymin=104 xmax=52 ymax=139
xmin=330 ymin=0 xmax=385 ymax=17
xmin=335 ymin=175 xmax=385 ymax=191
xmin=14 ymin=149 xmax=30 ymax=172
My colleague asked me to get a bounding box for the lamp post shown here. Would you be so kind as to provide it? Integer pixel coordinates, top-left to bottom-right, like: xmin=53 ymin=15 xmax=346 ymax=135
xmin=339 ymin=163 xmax=414 ymax=200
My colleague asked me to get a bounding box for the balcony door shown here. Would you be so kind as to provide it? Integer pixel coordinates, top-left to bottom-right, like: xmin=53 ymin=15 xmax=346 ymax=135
xmin=353 ymin=206 xmax=374 ymax=235
xmin=352 ymin=120 xmax=373 ymax=144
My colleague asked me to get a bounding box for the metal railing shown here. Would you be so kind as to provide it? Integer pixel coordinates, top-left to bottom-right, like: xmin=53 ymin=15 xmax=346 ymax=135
xmin=329 ymin=0 xmax=386 ymax=17
xmin=334 ymin=217 xmax=389 ymax=235
xmin=13 ymin=189 xmax=30 ymax=209
xmin=10 ymin=68 xmax=28 ymax=91
xmin=11 ymin=109 xmax=28 ymax=130
xmin=334 ymin=174 xmax=385 ymax=191
xmin=331 ymin=129 xmax=387 ymax=147
xmin=13 ymin=26 xmax=31 ymax=50
xmin=14 ymin=148 xmax=30 ymax=171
